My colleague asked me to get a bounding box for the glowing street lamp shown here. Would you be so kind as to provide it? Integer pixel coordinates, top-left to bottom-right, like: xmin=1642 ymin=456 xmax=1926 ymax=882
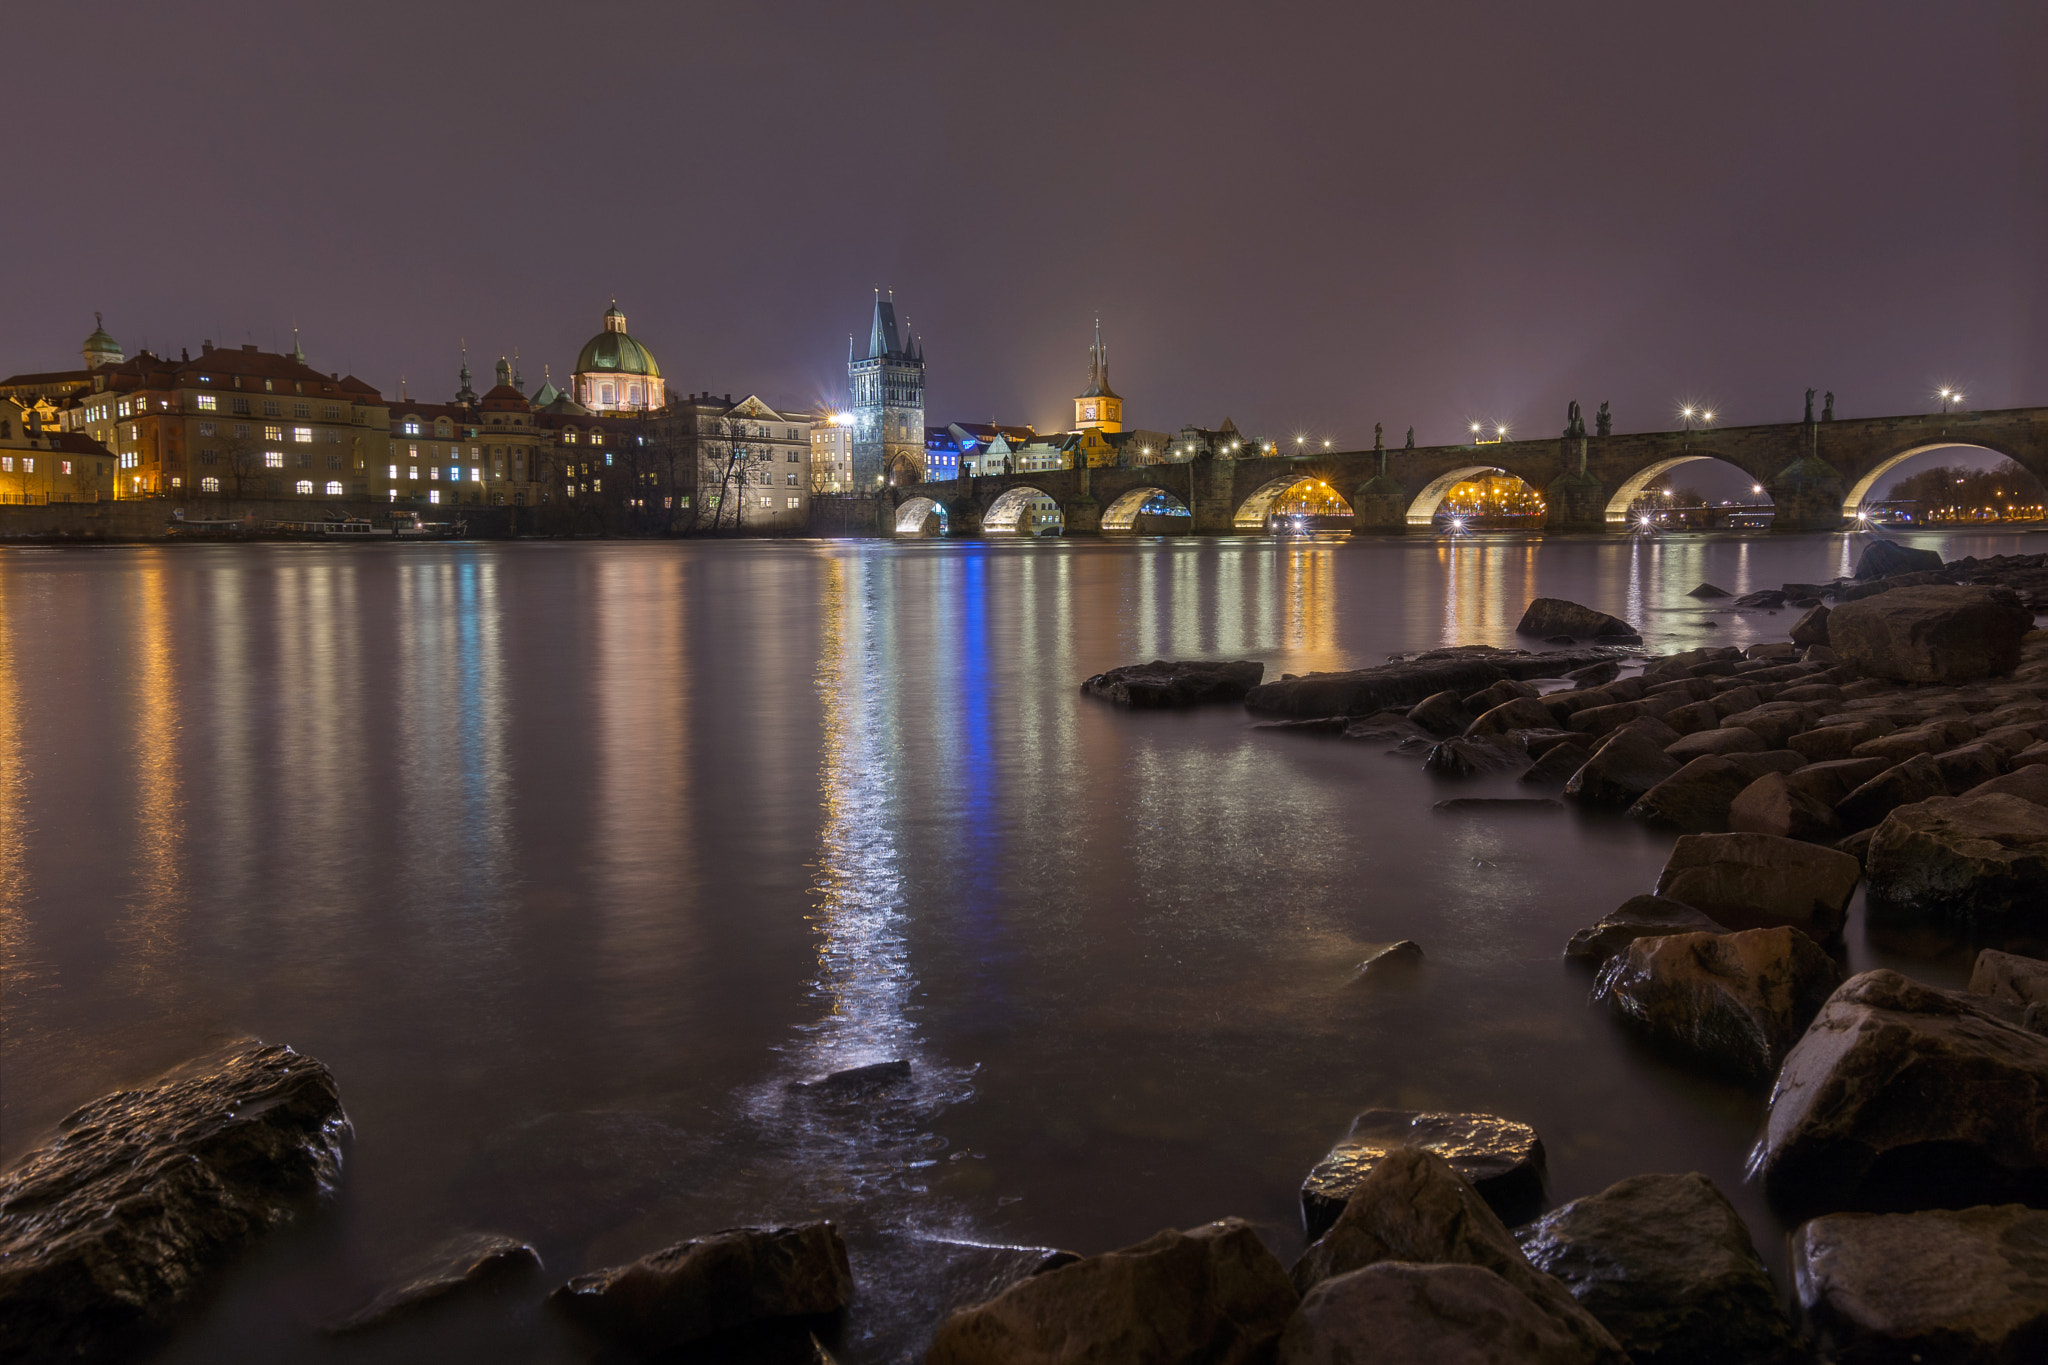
xmin=1938 ymin=387 xmax=1963 ymax=413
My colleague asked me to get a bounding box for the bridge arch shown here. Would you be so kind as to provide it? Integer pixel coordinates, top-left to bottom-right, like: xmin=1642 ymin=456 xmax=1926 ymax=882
xmin=1233 ymin=475 xmax=1353 ymax=529
xmin=1403 ymin=465 xmax=1530 ymax=526
xmin=1840 ymin=441 xmax=2029 ymax=517
xmin=892 ymin=496 xmax=948 ymax=535
xmin=984 ymin=484 xmax=1064 ymax=535
xmin=1101 ymin=485 xmax=1192 ymax=533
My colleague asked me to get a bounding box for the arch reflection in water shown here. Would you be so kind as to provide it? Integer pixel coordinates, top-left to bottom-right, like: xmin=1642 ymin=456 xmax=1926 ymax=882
xmin=745 ymin=552 xmax=972 ymax=1204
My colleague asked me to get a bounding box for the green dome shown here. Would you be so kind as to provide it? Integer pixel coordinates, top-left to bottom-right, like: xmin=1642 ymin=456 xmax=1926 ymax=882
xmin=574 ymin=306 xmax=661 ymax=378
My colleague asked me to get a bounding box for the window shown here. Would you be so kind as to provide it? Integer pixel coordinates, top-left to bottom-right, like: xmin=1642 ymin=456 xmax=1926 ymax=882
xmin=233 ymin=423 xmax=250 ymax=438
xmin=294 ymin=403 xmax=310 ymax=418
xmin=449 ymin=466 xmax=460 ymax=482
xmin=403 ymin=421 xmax=420 ymax=435
xmin=325 ymin=481 xmax=343 ymax=495
xmin=429 ymin=466 xmax=439 ymax=480
xmin=201 ymin=450 xmax=217 ymax=465
xmin=788 ymin=450 xmax=799 ymax=462
xmin=787 ymin=496 xmax=800 ymax=508
xmin=600 ymin=384 xmax=615 ymax=405
xmin=590 ymin=433 xmax=602 ymax=446
xmin=759 ymin=495 xmax=772 ymax=508
xmin=469 ymin=466 xmax=480 ymax=482
xmin=265 ymin=451 xmax=284 ymax=468
xmin=265 ymin=425 xmax=283 ymax=441
xmin=120 ymin=452 xmax=139 ymax=468
xmin=296 ymin=452 xmax=311 ymax=468
xmin=327 ymin=455 xmax=341 ymax=470
xmin=429 ymin=489 xmax=440 ymax=504
xmin=198 ymin=421 xmax=215 ymax=436
xmin=293 ymin=427 xmax=312 ymax=443
xmin=592 ymin=479 xmax=601 ymax=492
xmin=61 ymin=460 xmax=72 ymax=475
xmin=170 ymin=476 xmax=180 ymax=488
xmin=388 ymin=465 xmax=398 ymax=479
xmin=389 ymin=489 xmax=398 ymax=502
xmin=195 ymin=394 xmax=217 ymax=411
xmin=118 ymin=399 xmax=131 ymax=417
xmin=786 ymin=472 xmax=798 ymax=486
xmin=126 ymin=424 xmax=138 ymax=440
xmin=604 ymin=452 xmax=613 ymax=466
xmin=757 ymin=469 xmax=773 ymax=486
xmin=201 ymin=476 xmax=220 ymax=492
xmin=232 ymin=397 xmax=251 ymax=416
xmin=0 ymin=457 xmax=10 ymax=471
xmin=325 ymin=429 xmax=340 ymax=443
xmin=295 ymin=480 xmax=314 ymax=494
xmin=263 ymin=399 xmax=280 ymax=416
xmin=409 ymin=466 xmax=418 ymax=479
xmin=324 ymin=406 xmax=340 ymax=420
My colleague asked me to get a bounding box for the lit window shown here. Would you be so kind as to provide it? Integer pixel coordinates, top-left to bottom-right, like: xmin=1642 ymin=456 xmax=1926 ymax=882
xmin=429 ymin=489 xmax=440 ymax=504
xmin=592 ymin=479 xmax=601 ymax=492
xmin=202 ymin=476 xmax=220 ymax=492
xmin=389 ymin=489 xmax=397 ymax=502
xmin=295 ymin=479 xmax=314 ymax=494
xmin=591 ymin=433 xmax=602 ymax=446
xmin=325 ymin=481 xmax=342 ymax=495
xmin=786 ymin=472 xmax=798 ymax=486
xmin=449 ymin=466 xmax=460 ymax=481
xmin=759 ymin=495 xmax=772 ymax=507
xmin=195 ymin=394 xmax=217 ymax=411
xmin=470 ymin=466 xmax=480 ymax=482
xmin=409 ymin=466 xmax=418 ymax=479
xmin=293 ymin=427 xmax=312 ymax=443
xmin=61 ymin=460 xmax=72 ymax=474
xmin=403 ymin=421 xmax=421 ymax=435
xmin=389 ymin=465 xmax=398 ymax=479
xmin=265 ymin=425 xmax=282 ymax=441
xmin=265 ymin=451 xmax=284 ymax=468
xmin=429 ymin=467 xmax=439 ymax=480
xmin=787 ymin=496 xmax=800 ymax=508
xmin=118 ymin=400 xmax=131 ymax=417
xmin=0 ymin=457 xmax=9 ymax=471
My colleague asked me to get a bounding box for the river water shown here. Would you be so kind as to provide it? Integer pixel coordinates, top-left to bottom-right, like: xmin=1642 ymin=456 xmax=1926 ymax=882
xmin=2 ymin=528 xmax=2043 ymax=1361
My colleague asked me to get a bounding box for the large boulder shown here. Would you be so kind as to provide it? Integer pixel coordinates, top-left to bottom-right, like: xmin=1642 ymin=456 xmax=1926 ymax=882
xmin=1592 ymin=927 xmax=1842 ymax=1084
xmin=1466 ymin=695 xmax=1559 ymax=737
xmin=1278 ymin=1262 xmax=1611 ymax=1365
xmin=1826 ymin=585 xmax=2034 ymax=684
xmin=551 ymin=1223 xmax=853 ymax=1351
xmin=1080 ymin=659 xmax=1263 ymax=707
xmin=1566 ymin=722 xmax=1683 ymax=806
xmin=1789 ymin=604 xmax=1832 ymax=648
xmin=1408 ymin=688 xmax=1475 ymax=735
xmin=1517 ymin=1173 xmax=1799 ymax=1365
xmin=1248 ymin=657 xmax=1506 ymax=719
xmin=1852 ymin=538 xmax=1946 ymax=580
xmin=925 ymin=1219 xmax=1297 ymax=1365
xmin=1792 ymin=1205 xmax=2048 ymax=1364
xmin=1726 ymin=770 xmax=1844 ymax=842
xmin=1969 ymin=949 xmax=2048 ymax=1010
xmin=1864 ymin=792 xmax=2048 ymax=927
xmin=1518 ymin=598 xmax=1640 ymax=641
xmin=1653 ymin=832 xmax=1861 ymax=939
xmin=1753 ymin=970 xmax=2048 ymax=1217
xmin=1564 ymin=895 xmax=1727 ymax=965
xmin=1424 ymin=734 xmax=1529 ymax=777
xmin=1628 ymin=755 xmax=1759 ymax=830
xmin=1835 ymin=751 xmax=1948 ymax=830
xmin=1300 ymin=1109 xmax=1546 ymax=1239
xmin=0 ymin=1043 xmax=348 ymax=1363
xmin=1291 ymin=1149 xmax=1626 ymax=1363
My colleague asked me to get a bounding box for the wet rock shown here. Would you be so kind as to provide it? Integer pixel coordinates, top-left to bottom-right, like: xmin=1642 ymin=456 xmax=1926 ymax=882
xmin=1629 ymin=755 xmax=1759 ymax=830
xmin=1080 ymin=658 xmax=1263 ymax=707
xmin=1835 ymin=751 xmax=1948 ymax=831
xmin=1424 ymin=734 xmax=1529 ymax=777
xmin=1752 ymin=970 xmax=2048 ymax=1217
xmin=1564 ymin=895 xmax=1727 ymax=965
xmin=1566 ymin=700 xmax=1648 ymax=736
xmin=1463 ymin=678 xmax=1543 ymax=712
xmin=1350 ymin=939 xmax=1425 ymax=981
xmin=1792 ymin=1204 xmax=2048 ymax=1364
xmin=1827 ymin=585 xmax=2035 ymax=684
xmin=1789 ymin=605 xmax=1832 ymax=648
xmin=1852 ymin=538 xmax=1945 ymax=580
xmin=1592 ymin=927 xmax=1842 ymax=1084
xmin=329 ymin=1232 xmax=541 ymax=1333
xmin=1785 ymin=723 xmax=1858 ymax=761
xmin=1466 ymin=695 xmax=1557 ymax=737
xmin=1249 ymin=656 xmax=1507 ymax=719
xmin=1687 ymin=582 xmax=1732 ymax=598
xmin=1654 ymin=832 xmax=1861 ymax=939
xmin=1300 ymin=1110 xmax=1546 ymax=1240
xmin=1776 ymin=681 xmax=1844 ymax=705
xmin=1968 ymin=948 xmax=2048 ymax=1011
xmin=1978 ymin=723 xmax=2047 ymax=759
xmin=925 ymin=1219 xmax=1296 ymax=1365
xmin=791 ymin=1059 xmax=912 ymax=1097
xmin=1339 ymin=711 xmax=1427 ymax=743
xmin=1566 ymin=661 xmax=1621 ymax=686
xmin=1967 ymin=765 xmax=2048 ymax=807
xmin=1252 ymin=715 xmax=1350 ymax=735
xmin=1934 ymin=740 xmax=2006 ymax=794
xmin=1658 ymin=699 xmax=1723 ymax=735
xmin=1292 ymin=1149 xmax=1626 ymax=1363
xmin=1521 ymin=728 xmax=1593 ymax=758
xmin=1565 ymin=722 xmax=1683 ymax=806
xmin=846 ymin=1235 xmax=1081 ymax=1365
xmin=1783 ymin=755 xmax=1891 ymax=805
xmin=1864 ymin=792 xmax=2048 ymax=927
xmin=1517 ymin=1173 xmax=1800 ymax=1365
xmin=1727 ymin=770 xmax=1845 ymax=842
xmin=1278 ymin=1262 xmax=1610 ymax=1365
xmin=1523 ymin=741 xmax=1594 ymax=786
xmin=1746 ymin=642 xmax=1801 ymax=662
xmin=1665 ymin=726 xmax=1768 ymax=761
xmin=0 ymin=1042 xmax=348 ymax=1363
xmin=1733 ymin=588 xmax=1786 ymax=608
xmin=2014 ymin=740 xmax=2048 ymax=770
xmin=1835 ymin=827 xmax=1875 ymax=864
xmin=1408 ymin=688 xmax=1474 ymax=735
xmin=1719 ymin=702 xmax=1819 ymax=748
xmin=551 ymin=1223 xmax=853 ymax=1352
xmin=1517 ymin=597 xmax=1640 ymax=640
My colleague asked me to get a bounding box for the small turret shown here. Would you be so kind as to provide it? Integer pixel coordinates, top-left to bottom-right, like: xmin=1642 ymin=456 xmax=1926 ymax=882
xmin=82 ymin=312 xmax=123 ymax=370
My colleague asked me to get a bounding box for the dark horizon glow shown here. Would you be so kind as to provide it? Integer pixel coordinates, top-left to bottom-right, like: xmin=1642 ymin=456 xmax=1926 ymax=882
xmin=8 ymin=1 xmax=2044 ymax=448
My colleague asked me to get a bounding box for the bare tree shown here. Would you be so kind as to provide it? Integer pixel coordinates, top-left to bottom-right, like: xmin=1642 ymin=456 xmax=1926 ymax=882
xmin=214 ymin=427 xmax=268 ymax=501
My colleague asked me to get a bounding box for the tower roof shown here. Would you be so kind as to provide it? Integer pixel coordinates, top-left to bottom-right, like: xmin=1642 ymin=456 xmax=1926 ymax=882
xmin=867 ymin=293 xmax=904 ymax=359
xmin=575 ymin=303 xmax=661 ymax=378
xmin=1079 ymin=319 xmax=1119 ymax=400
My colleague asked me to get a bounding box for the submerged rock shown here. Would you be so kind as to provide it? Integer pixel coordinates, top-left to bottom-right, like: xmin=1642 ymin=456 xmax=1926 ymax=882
xmin=328 ymin=1232 xmax=541 ymax=1333
xmin=1300 ymin=1109 xmax=1547 ymax=1240
xmin=1752 ymin=970 xmax=2048 ymax=1217
xmin=1827 ymin=585 xmax=2034 ymax=684
xmin=1351 ymin=940 xmax=1425 ymax=982
xmin=0 ymin=1042 xmax=349 ymax=1363
xmin=1292 ymin=1149 xmax=1625 ymax=1363
xmin=1516 ymin=1173 xmax=1799 ymax=1365
xmin=1792 ymin=1204 xmax=2048 ymax=1364
xmin=1865 ymin=792 xmax=2048 ymax=928
xmin=925 ymin=1219 xmax=1297 ymax=1365
xmin=1653 ymin=832 xmax=1861 ymax=939
xmin=1279 ymin=1262 xmax=1610 ymax=1365
xmin=1687 ymin=582 xmax=1732 ymax=599
xmin=790 ymin=1059 xmax=912 ymax=1097
xmin=1852 ymin=538 xmax=1945 ymax=580
xmin=1408 ymin=688 xmax=1475 ymax=735
xmin=1563 ymin=895 xmax=1726 ymax=965
xmin=1424 ymin=734 xmax=1529 ymax=777
xmin=1080 ymin=659 xmax=1263 ymax=707
xmin=551 ymin=1223 xmax=853 ymax=1351
xmin=1591 ymin=927 xmax=1841 ymax=1084
xmin=1517 ymin=598 xmax=1641 ymax=640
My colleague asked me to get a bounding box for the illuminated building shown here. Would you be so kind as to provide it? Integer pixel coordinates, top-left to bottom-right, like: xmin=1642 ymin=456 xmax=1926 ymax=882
xmin=0 ymin=398 xmax=115 ymax=502
xmin=812 ymin=413 xmax=854 ymax=492
xmin=1074 ymin=320 xmax=1122 ymax=432
xmin=847 ymin=293 xmax=925 ymax=485
xmin=570 ymin=302 xmax=665 ymax=412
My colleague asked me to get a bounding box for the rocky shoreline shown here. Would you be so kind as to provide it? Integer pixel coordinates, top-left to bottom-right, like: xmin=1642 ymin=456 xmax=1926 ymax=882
xmin=7 ymin=546 xmax=2048 ymax=1362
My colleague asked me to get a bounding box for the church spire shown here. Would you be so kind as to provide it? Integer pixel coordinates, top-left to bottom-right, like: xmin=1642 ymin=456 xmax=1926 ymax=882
xmin=867 ymin=287 xmax=903 ymax=359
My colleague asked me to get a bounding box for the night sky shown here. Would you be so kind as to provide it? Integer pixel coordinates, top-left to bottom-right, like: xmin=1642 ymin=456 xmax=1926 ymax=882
xmin=9 ymin=2 xmax=2043 ymax=466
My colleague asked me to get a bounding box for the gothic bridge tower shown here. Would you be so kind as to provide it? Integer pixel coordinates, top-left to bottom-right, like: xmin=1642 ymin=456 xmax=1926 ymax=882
xmin=849 ymin=291 xmax=925 ymax=486
xmin=1074 ymin=319 xmax=1122 ymax=433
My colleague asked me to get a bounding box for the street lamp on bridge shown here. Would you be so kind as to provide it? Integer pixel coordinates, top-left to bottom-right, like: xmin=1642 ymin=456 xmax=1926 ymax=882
xmin=1937 ymin=386 xmax=1964 ymax=413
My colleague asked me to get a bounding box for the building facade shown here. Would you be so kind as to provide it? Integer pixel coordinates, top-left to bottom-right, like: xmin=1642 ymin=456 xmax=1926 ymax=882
xmin=570 ymin=303 xmax=665 ymax=413
xmin=848 ymin=293 xmax=924 ymax=486
xmin=0 ymin=399 xmax=115 ymax=502
xmin=812 ymin=413 xmax=853 ymax=493
xmin=1075 ymin=320 xmax=1122 ymax=432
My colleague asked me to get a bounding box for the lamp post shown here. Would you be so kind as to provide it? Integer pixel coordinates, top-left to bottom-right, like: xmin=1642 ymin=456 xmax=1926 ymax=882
xmin=1938 ymin=387 xmax=1962 ymax=413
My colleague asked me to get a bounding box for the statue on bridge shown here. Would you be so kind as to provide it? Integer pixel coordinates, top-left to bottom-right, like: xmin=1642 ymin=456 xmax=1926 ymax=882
xmin=1596 ymin=401 xmax=1611 ymax=437
xmin=1566 ymin=400 xmax=1583 ymax=438
xmin=1823 ymin=391 xmax=1835 ymax=421
xmin=1404 ymin=427 xmax=1414 ymax=449
xmin=1374 ymin=422 xmax=1383 ymax=450
xmin=1804 ymin=388 xmax=1815 ymax=424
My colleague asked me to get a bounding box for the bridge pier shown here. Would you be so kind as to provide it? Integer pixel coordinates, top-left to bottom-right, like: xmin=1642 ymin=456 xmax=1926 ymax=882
xmin=946 ymin=496 xmax=984 ymax=537
xmin=1766 ymin=453 xmax=1846 ymax=532
xmin=1543 ymin=469 xmax=1610 ymax=533
xmin=1350 ymin=472 xmax=1408 ymax=533
xmin=1061 ymin=495 xmax=1102 ymax=535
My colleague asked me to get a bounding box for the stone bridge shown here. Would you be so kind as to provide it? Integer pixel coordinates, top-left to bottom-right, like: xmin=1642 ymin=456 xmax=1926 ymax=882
xmin=888 ymin=405 xmax=2048 ymax=536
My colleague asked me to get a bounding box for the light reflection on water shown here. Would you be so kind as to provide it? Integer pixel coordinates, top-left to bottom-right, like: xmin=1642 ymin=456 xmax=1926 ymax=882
xmin=0 ymin=527 xmax=2043 ymax=1362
